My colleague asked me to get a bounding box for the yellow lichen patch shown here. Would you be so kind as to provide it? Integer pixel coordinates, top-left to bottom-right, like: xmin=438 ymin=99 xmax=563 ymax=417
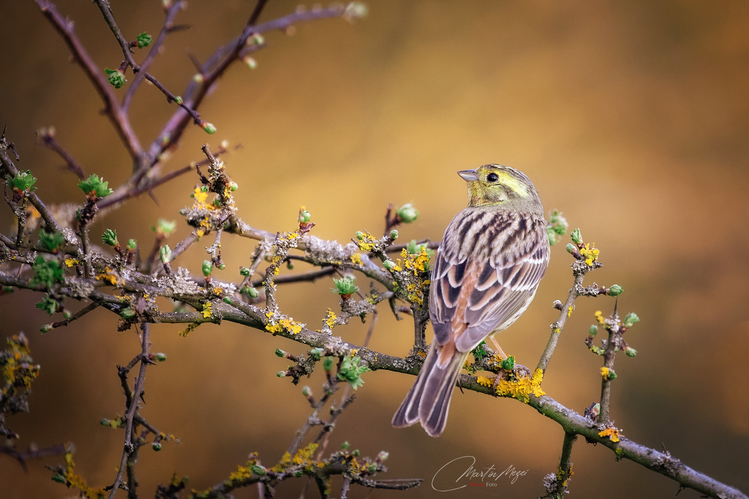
xmin=350 ymin=253 xmax=363 ymax=266
xmin=476 ymin=376 xmax=494 ymax=388
xmin=179 ymin=322 xmax=200 ymax=337
xmin=64 ymin=453 xmax=106 ymax=499
xmin=64 ymin=258 xmax=79 ymax=268
xmin=95 ymin=267 xmax=119 ymax=286
xmin=600 ymin=367 xmax=611 ymax=380
xmin=599 ymin=427 xmax=621 ymax=443
xmin=201 ymin=302 xmax=212 ymax=318
xmin=192 ymin=187 xmax=215 ymax=210
xmin=292 ymin=443 xmax=318 ymax=465
xmin=495 ymin=368 xmax=546 ymax=402
xmin=356 ymin=230 xmax=376 ymax=252
xmin=323 ymin=309 xmax=337 ymax=330
xmin=567 ymin=305 xmax=574 ymax=318
xmin=286 ymin=231 xmax=300 ymax=240
xmin=579 ymin=243 xmax=600 ymax=266
xmin=410 ymin=247 xmax=431 ymax=274
xmin=594 ymin=310 xmax=605 ymax=325
xmin=266 ymin=318 xmax=303 ymax=335
xmin=212 ymin=287 xmax=223 ymax=296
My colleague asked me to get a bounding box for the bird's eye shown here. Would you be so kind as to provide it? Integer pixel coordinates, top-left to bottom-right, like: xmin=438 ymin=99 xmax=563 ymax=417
xmin=487 ymin=172 xmax=499 ymax=182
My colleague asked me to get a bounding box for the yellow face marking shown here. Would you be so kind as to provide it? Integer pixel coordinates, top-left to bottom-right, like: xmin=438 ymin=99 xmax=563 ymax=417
xmin=484 ymin=169 xmax=529 ymax=198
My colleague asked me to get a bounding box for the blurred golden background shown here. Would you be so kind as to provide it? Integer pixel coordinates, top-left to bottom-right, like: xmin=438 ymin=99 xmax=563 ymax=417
xmin=1 ymin=0 xmax=748 ymax=497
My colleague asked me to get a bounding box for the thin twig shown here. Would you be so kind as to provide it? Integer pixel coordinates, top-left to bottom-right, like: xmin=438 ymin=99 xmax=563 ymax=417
xmin=36 ymin=129 xmax=85 ymax=178
xmin=35 ymin=0 xmax=143 ymax=163
xmin=123 ymin=1 xmax=184 ymax=110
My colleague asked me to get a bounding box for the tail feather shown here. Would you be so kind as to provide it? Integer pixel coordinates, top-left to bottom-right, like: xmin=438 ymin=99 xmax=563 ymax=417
xmin=392 ymin=343 xmax=468 ymax=437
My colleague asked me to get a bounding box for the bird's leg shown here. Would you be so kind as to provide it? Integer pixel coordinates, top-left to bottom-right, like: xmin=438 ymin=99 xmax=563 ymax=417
xmin=489 ymin=337 xmax=509 ymax=395
xmin=489 ymin=337 xmax=508 ymax=360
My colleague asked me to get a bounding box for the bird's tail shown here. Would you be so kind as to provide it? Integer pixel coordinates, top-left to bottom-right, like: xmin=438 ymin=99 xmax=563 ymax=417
xmin=392 ymin=343 xmax=468 ymax=437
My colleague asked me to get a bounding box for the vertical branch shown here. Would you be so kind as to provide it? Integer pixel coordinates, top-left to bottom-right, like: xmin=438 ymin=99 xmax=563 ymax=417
xmin=599 ymin=310 xmax=620 ymax=424
xmin=537 ymin=272 xmax=584 ymax=373
xmin=108 ymin=324 xmax=151 ymax=499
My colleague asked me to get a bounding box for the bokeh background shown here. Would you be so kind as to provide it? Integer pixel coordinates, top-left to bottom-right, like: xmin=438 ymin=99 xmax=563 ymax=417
xmin=1 ymin=0 xmax=748 ymax=497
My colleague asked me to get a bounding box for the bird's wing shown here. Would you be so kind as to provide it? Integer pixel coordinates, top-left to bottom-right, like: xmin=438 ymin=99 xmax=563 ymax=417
xmin=430 ymin=210 xmax=549 ymax=352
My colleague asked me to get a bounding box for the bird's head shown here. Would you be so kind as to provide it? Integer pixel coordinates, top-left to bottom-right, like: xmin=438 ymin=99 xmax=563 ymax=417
xmin=458 ymin=164 xmax=543 ymax=214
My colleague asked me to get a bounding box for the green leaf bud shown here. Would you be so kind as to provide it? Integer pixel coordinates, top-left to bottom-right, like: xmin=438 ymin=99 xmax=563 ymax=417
xmin=293 ymin=470 xmax=303 ymax=478
xmin=119 ymin=307 xmax=136 ymax=319
xmin=3 ymin=286 xmax=15 ymax=293
xmin=174 ymin=95 xmax=183 ymax=105
xmin=500 ymin=355 xmax=515 ymax=371
xmin=625 ymin=347 xmax=637 ymax=357
xmin=341 ymin=441 xmax=350 ymax=450
xmin=275 ymin=348 xmax=286 ymax=358
xmin=240 ymin=267 xmax=251 ymax=276
xmin=396 ymin=203 xmax=419 ymax=223
xmin=229 ymin=181 xmax=238 ymax=192
xmin=276 ymin=371 xmax=286 ymax=378
xmin=607 ymin=284 xmax=623 ymax=296
xmin=192 ymin=73 xmax=204 ymax=83
xmin=159 ymin=245 xmax=172 ymax=264
xmin=63 ymin=310 xmax=72 ymax=320
xmin=10 ymin=170 xmax=37 ymax=192
xmin=377 ymin=451 xmax=389 ymax=461
xmin=332 ymin=275 xmax=358 ymax=295
xmin=589 ymin=325 xmax=598 ymax=336
xmin=218 ymin=263 xmax=226 ymax=270
xmin=623 ymin=312 xmax=640 ymax=328
xmin=546 ymin=226 xmax=559 ymax=246
xmin=565 ymin=243 xmax=577 ymax=254
xmin=31 ymin=255 xmax=64 ymax=288
xmin=102 ymin=228 xmax=119 ymax=247
xmin=100 ymin=418 xmax=111 ymax=426
xmin=202 ymin=122 xmax=217 ymax=134
xmin=152 ymin=442 xmax=162 ymax=452
xmin=244 ymin=56 xmax=258 ymax=69
xmin=352 ymin=449 xmax=360 ymax=457
xmin=247 ymin=287 xmax=259 ymax=299
xmin=127 ymin=239 xmax=137 ymax=250
xmin=368 ymin=464 xmax=377 ymax=473
xmin=36 ymin=294 xmax=58 ymax=315
xmin=298 ymin=209 xmax=311 ymax=223
xmin=608 ymin=369 xmax=618 ymax=380
xmin=250 ymin=465 xmax=266 ymax=476
xmin=345 ymin=2 xmax=369 ymax=19
xmin=39 ymin=230 xmax=65 ymax=251
xmin=136 ymin=31 xmax=152 ymax=48
xmin=310 ymin=347 xmax=324 ymax=360
xmin=323 ymin=357 xmax=334 ymax=371
xmin=383 ymin=260 xmax=395 ymax=271
xmin=78 ymin=174 xmax=113 ymax=198
xmin=222 ymin=296 xmax=233 ymax=304
xmin=251 ymin=33 xmax=264 ymax=45
xmin=302 ymin=386 xmax=312 ymax=397
xmin=390 ymin=229 xmax=399 ymax=240
xmin=153 ymin=219 xmax=177 ymax=236
xmin=51 ymin=474 xmax=66 ymax=484
xmin=154 ymin=352 xmax=167 ymax=362
xmin=570 ymin=228 xmax=583 ymax=245
xmin=355 ymin=231 xmax=364 ymax=240
xmin=40 ymin=324 xmax=53 ymax=333
xmin=105 ymin=68 xmax=127 ymax=89
xmin=202 ymin=260 xmax=213 ymax=277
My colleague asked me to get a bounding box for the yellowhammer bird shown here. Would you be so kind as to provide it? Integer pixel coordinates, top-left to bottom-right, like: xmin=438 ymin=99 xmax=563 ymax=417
xmin=392 ymin=164 xmax=550 ymax=437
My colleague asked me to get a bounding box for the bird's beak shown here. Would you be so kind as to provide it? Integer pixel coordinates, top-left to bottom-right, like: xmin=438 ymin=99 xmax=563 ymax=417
xmin=457 ymin=169 xmax=479 ymax=182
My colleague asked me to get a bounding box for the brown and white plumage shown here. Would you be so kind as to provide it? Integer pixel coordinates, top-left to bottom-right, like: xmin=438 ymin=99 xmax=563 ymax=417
xmin=392 ymin=164 xmax=550 ymax=437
